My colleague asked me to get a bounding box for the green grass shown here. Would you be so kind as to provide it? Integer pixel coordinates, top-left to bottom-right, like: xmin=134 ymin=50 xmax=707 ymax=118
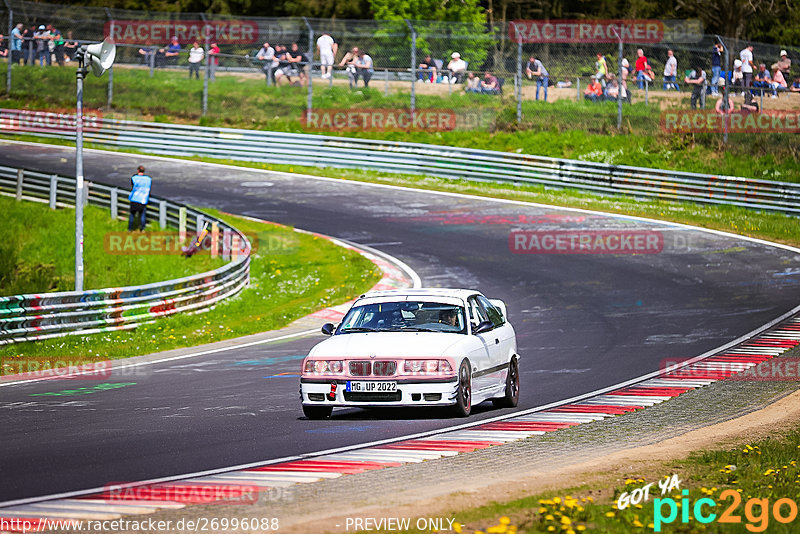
xmin=0 ymin=205 xmax=382 ymax=367
xmin=0 ymin=194 xmax=225 ymax=294
xmin=2 ymin=65 xmax=799 ymax=182
xmin=374 ymin=431 xmax=800 ymax=533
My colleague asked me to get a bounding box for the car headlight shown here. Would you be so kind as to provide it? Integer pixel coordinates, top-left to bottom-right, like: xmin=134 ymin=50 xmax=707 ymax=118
xmin=304 ymin=359 xmax=344 ymax=375
xmin=403 ymin=359 xmax=453 ymax=374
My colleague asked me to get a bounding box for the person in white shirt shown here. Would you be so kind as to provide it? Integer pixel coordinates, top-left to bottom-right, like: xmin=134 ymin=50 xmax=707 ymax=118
xmin=316 ymin=32 xmax=337 ymax=79
xmin=739 ymin=45 xmax=754 ymax=88
xmin=446 ymin=52 xmax=467 ymax=83
xmin=256 ymin=42 xmax=276 ymax=84
xmin=663 ymin=49 xmax=679 ymax=91
xmin=188 ymin=42 xmax=204 ymax=79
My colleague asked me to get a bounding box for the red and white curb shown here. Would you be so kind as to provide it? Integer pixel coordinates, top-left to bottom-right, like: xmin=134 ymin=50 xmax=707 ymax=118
xmin=2 ymin=317 xmax=799 ymax=529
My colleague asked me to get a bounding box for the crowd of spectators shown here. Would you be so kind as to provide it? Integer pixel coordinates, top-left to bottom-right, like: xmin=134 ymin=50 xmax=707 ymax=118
xmin=6 ymin=22 xmax=77 ymax=66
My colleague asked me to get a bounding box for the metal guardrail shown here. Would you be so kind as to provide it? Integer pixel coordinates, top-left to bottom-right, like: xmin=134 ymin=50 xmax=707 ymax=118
xmin=2 ymin=109 xmax=800 ymax=215
xmin=0 ymin=164 xmax=251 ymax=345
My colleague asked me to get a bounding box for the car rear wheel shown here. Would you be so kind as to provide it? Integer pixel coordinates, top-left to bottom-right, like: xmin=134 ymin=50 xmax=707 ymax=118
xmin=303 ymin=405 xmax=333 ymax=420
xmin=452 ymin=360 xmax=472 ymax=417
xmin=492 ymin=357 xmax=519 ymax=408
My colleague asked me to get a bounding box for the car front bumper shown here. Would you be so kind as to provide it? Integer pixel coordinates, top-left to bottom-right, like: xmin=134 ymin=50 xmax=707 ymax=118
xmin=300 ymin=377 xmax=459 ymax=407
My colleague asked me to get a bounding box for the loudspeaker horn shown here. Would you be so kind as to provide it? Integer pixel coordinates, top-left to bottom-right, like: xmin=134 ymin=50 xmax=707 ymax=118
xmin=84 ymin=38 xmax=116 ymax=77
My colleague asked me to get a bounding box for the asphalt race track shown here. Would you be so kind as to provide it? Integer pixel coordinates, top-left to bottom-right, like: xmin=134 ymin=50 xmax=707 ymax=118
xmin=2 ymin=142 xmax=799 ymax=503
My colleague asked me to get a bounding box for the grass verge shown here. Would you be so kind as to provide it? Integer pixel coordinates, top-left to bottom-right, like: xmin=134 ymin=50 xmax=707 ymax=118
xmin=0 ymin=194 xmax=225 ymax=294
xmin=2 ymin=65 xmax=799 ymax=182
xmin=0 ymin=207 xmax=382 ymax=368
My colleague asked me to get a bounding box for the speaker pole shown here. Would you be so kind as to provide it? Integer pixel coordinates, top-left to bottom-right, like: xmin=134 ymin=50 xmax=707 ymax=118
xmin=74 ymin=47 xmax=87 ymax=292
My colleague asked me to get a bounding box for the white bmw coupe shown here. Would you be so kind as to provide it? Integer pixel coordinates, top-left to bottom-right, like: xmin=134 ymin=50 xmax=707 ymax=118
xmin=300 ymin=288 xmax=519 ymax=419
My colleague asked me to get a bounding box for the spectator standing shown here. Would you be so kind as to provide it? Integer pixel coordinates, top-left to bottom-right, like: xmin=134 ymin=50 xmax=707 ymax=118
xmin=525 ymin=55 xmax=549 ymax=101
xmin=739 ymin=45 xmax=754 ymax=88
xmin=256 ymin=42 xmax=275 ymax=84
xmin=316 ymin=32 xmax=337 ymax=79
xmin=0 ymin=35 xmax=7 ymax=59
xmin=10 ymin=23 xmax=23 ymax=65
xmin=595 ymin=53 xmax=608 ymax=87
xmin=288 ymin=42 xmax=310 ymax=86
xmin=339 ymin=47 xmax=359 ymax=89
xmin=33 ymin=25 xmax=50 ymax=66
xmin=64 ymin=31 xmax=78 ymax=62
xmin=663 ymin=50 xmax=679 ymax=91
xmin=446 ymin=52 xmax=466 ymax=83
xmin=621 ymin=58 xmax=630 ymax=93
xmin=159 ymin=36 xmax=181 ymax=67
xmin=711 ymin=43 xmax=722 ymax=96
xmin=48 ymin=25 xmax=64 ymax=66
xmin=684 ymin=66 xmax=706 ymax=109
xmin=771 ymin=50 xmax=791 ymax=81
xmin=188 ymin=42 xmax=204 ymax=79
xmin=128 ymin=166 xmax=152 ymax=232
xmin=480 ymin=71 xmax=500 ymax=94
xmin=354 ymin=50 xmax=373 ymax=88
xmin=583 ymin=78 xmax=603 ymax=102
xmin=634 ymin=49 xmax=650 ymax=89
xmin=208 ymin=42 xmax=220 ymax=81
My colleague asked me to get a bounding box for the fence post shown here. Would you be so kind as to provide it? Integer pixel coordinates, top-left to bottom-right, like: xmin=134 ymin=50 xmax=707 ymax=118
xmin=645 ymin=79 xmax=649 ymax=105
xmin=405 ymin=19 xmax=416 ymax=119
xmin=49 ymin=175 xmax=57 ymax=209
xmin=303 ymin=17 xmax=313 ymax=125
xmin=222 ymin=229 xmax=231 ymax=261
xmin=201 ymin=13 xmax=209 ymax=117
xmin=576 ymin=77 xmax=580 ymax=102
xmin=159 ymin=199 xmax=167 ymax=229
xmin=178 ymin=206 xmax=187 ymax=243
xmin=4 ymin=0 xmax=11 ymax=94
xmin=384 ymin=68 xmax=389 ymax=97
xmin=15 ymin=168 xmax=22 ymax=201
xmin=717 ymin=35 xmax=729 ymax=144
xmin=110 ymin=187 xmax=118 ymax=218
xmin=516 ymin=39 xmax=522 ymax=123
xmin=149 ymin=47 xmax=155 ymax=77
xmin=616 ymin=26 xmax=623 ymax=129
xmin=105 ymin=9 xmax=114 ymax=108
xmin=211 ymin=221 xmax=219 ymax=258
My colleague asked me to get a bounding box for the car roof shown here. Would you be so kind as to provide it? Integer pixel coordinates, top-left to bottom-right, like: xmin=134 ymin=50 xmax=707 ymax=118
xmin=358 ymin=288 xmax=480 ymax=301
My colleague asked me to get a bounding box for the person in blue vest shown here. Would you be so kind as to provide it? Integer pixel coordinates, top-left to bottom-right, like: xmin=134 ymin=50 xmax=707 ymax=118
xmin=128 ymin=165 xmax=152 ymax=231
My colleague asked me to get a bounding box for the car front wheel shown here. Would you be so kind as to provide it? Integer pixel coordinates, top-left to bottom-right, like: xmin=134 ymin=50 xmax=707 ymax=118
xmin=492 ymin=356 xmax=519 ymax=408
xmin=452 ymin=359 xmax=472 ymax=417
xmin=303 ymin=405 xmax=333 ymax=420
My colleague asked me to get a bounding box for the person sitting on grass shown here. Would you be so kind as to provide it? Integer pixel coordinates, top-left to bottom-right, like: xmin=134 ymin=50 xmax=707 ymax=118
xmin=583 ymin=78 xmax=603 ymax=102
xmin=480 ymin=71 xmax=500 ymax=94
xmin=604 ymin=75 xmax=625 ymax=101
xmin=465 ymin=71 xmax=480 ymax=93
xmin=791 ymin=76 xmax=800 ymax=93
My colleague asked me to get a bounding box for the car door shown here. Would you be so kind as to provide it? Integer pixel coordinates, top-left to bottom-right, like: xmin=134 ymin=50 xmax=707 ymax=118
xmin=478 ymin=295 xmax=516 ymax=371
xmin=466 ymin=295 xmax=495 ymax=393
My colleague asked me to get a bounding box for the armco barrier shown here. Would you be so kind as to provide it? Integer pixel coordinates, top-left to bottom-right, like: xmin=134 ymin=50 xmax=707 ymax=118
xmin=0 ymin=165 xmax=251 ymax=345
xmin=2 ymin=109 xmax=799 ymax=215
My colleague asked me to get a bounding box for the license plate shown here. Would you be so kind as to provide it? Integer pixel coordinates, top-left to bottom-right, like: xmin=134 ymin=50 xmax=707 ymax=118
xmin=346 ymin=381 xmax=398 ymax=393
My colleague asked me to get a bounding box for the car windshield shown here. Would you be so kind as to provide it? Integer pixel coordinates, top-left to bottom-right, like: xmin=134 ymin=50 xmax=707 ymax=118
xmin=338 ymin=301 xmax=467 ymax=334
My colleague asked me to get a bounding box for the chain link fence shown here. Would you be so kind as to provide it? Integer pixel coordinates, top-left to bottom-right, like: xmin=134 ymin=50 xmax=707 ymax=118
xmin=0 ymin=0 xmax=798 ymax=143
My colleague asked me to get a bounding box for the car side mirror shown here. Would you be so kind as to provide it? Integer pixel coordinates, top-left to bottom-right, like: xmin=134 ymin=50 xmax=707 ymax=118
xmin=321 ymin=323 xmax=335 ymax=336
xmin=473 ymin=320 xmax=493 ymax=335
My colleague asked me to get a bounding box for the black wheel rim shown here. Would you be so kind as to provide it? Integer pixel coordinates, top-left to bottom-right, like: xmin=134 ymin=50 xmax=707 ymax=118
xmin=509 ymin=360 xmax=519 ymax=400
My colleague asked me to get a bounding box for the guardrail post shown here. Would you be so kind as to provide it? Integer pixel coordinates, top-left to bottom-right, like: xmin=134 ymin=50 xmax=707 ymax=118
xmin=222 ymin=228 xmax=231 ymax=261
xmin=15 ymin=168 xmax=22 ymax=201
xmin=196 ymin=214 xmax=204 ymax=234
xmin=384 ymin=69 xmax=389 ymax=97
xmin=159 ymin=199 xmax=167 ymax=229
xmin=231 ymin=233 xmax=239 ymax=261
xmin=110 ymin=187 xmax=118 ymax=219
xmin=49 ymin=175 xmax=58 ymax=209
xmin=83 ymin=181 xmax=90 ymax=207
xmin=178 ymin=206 xmax=187 ymax=243
xmin=576 ymin=78 xmax=580 ymax=102
xmin=211 ymin=221 xmax=219 ymax=258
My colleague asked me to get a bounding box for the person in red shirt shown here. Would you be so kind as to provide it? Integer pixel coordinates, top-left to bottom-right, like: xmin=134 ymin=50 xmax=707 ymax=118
xmin=583 ymin=78 xmax=603 ymax=102
xmin=634 ymin=48 xmax=651 ymax=89
xmin=208 ymin=42 xmax=220 ymax=81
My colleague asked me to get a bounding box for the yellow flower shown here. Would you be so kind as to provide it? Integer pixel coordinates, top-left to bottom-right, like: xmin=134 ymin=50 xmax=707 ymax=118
xmin=547 ymin=527 xmax=555 ymax=532
xmin=453 ymin=523 xmax=462 ymax=533
xmin=560 ymin=516 xmax=572 ymax=525
xmin=545 ymin=515 xmax=554 ymax=521
xmin=577 ymin=527 xmax=586 ymax=532
xmin=633 ymin=520 xmax=643 ymax=527
xmin=605 ymin=512 xmax=615 ymax=518
xmin=499 ymin=517 xmax=510 ymax=525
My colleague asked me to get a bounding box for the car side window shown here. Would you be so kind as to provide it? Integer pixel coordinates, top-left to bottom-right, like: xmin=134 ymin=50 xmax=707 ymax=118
xmin=478 ymin=296 xmax=505 ymax=327
xmin=467 ymin=296 xmax=489 ymax=328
